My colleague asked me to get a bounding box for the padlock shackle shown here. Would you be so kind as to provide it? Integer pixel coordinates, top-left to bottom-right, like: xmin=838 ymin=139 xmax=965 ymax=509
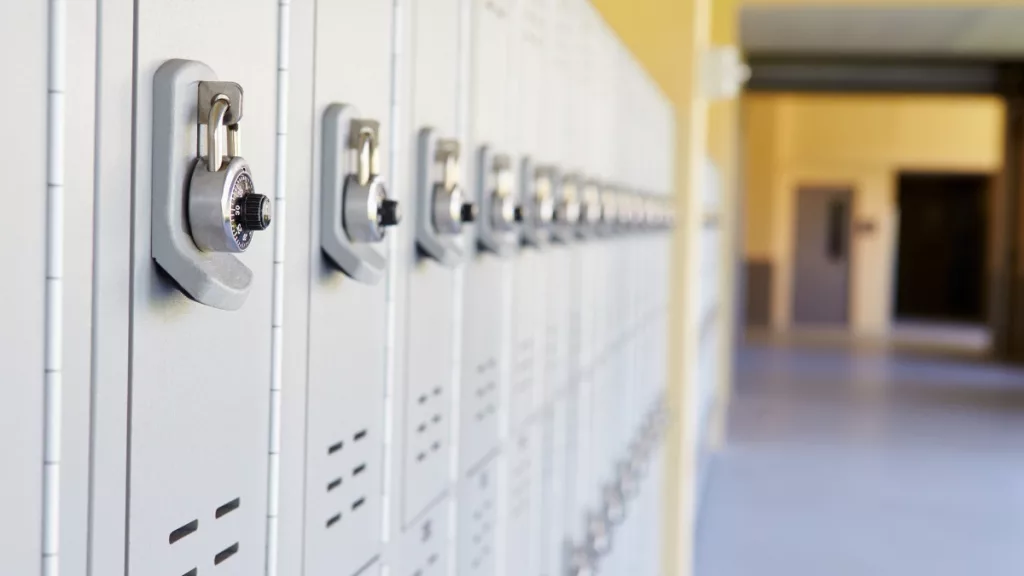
xmin=207 ymin=95 xmax=231 ymax=172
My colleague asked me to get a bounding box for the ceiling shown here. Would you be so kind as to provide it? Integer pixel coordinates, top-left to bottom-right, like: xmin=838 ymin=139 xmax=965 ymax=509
xmin=741 ymin=6 xmax=1024 ymax=58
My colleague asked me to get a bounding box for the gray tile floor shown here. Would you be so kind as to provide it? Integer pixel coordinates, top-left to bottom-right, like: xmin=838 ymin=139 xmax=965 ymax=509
xmin=696 ymin=342 xmax=1024 ymax=576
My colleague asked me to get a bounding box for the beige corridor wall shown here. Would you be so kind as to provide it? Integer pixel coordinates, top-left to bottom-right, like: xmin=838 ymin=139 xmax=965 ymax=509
xmin=743 ymin=93 xmax=1006 ymax=335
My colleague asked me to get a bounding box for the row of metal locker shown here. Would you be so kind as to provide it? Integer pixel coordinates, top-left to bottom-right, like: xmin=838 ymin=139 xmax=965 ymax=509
xmin=0 ymin=1 xmax=676 ymax=575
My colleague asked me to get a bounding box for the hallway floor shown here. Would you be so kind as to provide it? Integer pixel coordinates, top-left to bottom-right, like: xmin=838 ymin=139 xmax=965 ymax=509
xmin=696 ymin=342 xmax=1024 ymax=576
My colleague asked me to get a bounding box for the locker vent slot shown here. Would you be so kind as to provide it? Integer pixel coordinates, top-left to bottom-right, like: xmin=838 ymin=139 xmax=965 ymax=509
xmin=352 ymin=497 xmax=366 ymax=511
xmin=169 ymin=520 xmax=198 ymax=544
xmin=215 ymin=498 xmax=240 ymax=519
xmin=513 ymin=339 xmax=534 ymax=415
xmin=213 ymin=542 xmax=239 ymax=565
xmin=328 ymin=441 xmax=344 ymax=455
xmin=353 ymin=463 xmax=367 ymax=476
xmin=327 ymin=477 xmax=342 ymax=492
xmin=468 ymin=495 xmax=495 ymax=572
xmin=326 ymin=513 xmax=342 ymax=528
xmin=354 ymin=429 xmax=368 ymax=441
xmin=181 ymin=570 xmax=197 ymax=576
xmin=473 ymin=358 xmax=499 ymax=423
xmin=511 ymin=439 xmax=532 ymax=519
xmin=411 ymin=382 xmax=446 ymax=467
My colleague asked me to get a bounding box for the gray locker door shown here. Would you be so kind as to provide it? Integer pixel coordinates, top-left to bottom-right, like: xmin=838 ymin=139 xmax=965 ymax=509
xmin=540 ymin=394 xmax=570 ymax=576
xmin=461 ymin=0 xmax=513 ymax=477
xmin=398 ymin=0 xmax=462 ymax=529
xmin=301 ymin=2 xmax=394 ymax=574
xmin=459 ymin=257 xmax=506 ymax=470
xmin=127 ymin=2 xmax=278 ymax=574
xmin=392 ymin=498 xmax=450 ymax=576
xmin=509 ymin=250 xmax=542 ymax=432
xmin=458 ymin=457 xmax=499 ymax=576
xmin=0 ymin=4 xmax=46 ymax=575
xmin=502 ymin=425 xmax=542 ymax=576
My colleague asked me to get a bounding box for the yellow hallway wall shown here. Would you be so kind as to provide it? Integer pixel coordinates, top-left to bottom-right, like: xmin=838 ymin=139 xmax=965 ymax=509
xmin=743 ymin=93 xmax=1006 ymax=335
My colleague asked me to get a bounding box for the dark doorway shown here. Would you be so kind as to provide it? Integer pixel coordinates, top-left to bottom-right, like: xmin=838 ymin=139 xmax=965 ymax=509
xmin=895 ymin=173 xmax=988 ymax=323
xmin=793 ymin=187 xmax=852 ymax=326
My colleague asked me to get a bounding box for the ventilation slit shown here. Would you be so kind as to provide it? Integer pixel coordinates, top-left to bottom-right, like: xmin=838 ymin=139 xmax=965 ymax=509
xmin=215 ymin=498 xmax=240 ymax=519
xmin=353 ymin=463 xmax=367 ymax=476
xmin=327 ymin=477 xmax=342 ymax=492
xmin=354 ymin=429 xmax=367 ymax=442
xmin=169 ymin=520 xmax=198 ymax=544
xmin=326 ymin=513 xmax=342 ymax=528
xmin=213 ymin=542 xmax=239 ymax=565
xmin=352 ymin=497 xmax=366 ymax=511
xmin=181 ymin=570 xmax=197 ymax=576
xmin=328 ymin=441 xmax=343 ymax=455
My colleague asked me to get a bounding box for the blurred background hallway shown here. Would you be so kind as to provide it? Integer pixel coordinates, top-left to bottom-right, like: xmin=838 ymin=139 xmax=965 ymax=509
xmin=697 ymin=341 xmax=1024 ymax=576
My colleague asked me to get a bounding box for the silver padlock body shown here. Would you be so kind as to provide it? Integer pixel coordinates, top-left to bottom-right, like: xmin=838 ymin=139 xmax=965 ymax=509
xmin=188 ymin=156 xmax=255 ymax=253
xmin=533 ymin=175 xmax=555 ymax=225
xmin=491 ymin=191 xmax=515 ymax=231
xmin=537 ymin=195 xmax=555 ymax=225
xmin=433 ymin=182 xmax=464 ymax=235
xmin=343 ymin=174 xmax=388 ymax=243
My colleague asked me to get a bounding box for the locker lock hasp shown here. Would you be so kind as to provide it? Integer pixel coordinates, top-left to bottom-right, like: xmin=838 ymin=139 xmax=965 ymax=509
xmin=519 ymin=159 xmax=556 ymax=246
xmin=320 ymin=104 xmax=395 ymax=284
xmin=491 ymin=156 xmax=522 ymax=231
xmin=433 ymin=139 xmax=476 ymax=234
xmin=190 ymin=82 xmax=271 ymax=253
xmin=475 ymin=146 xmax=521 ymax=255
xmin=344 ymin=119 xmax=401 ymax=243
xmin=151 ymin=60 xmax=268 ymax=310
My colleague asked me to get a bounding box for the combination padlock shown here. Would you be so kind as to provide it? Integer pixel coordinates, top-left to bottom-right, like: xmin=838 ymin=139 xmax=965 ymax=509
xmin=343 ymin=120 xmax=400 ymax=243
xmin=579 ymin=180 xmax=602 ymax=227
xmin=433 ymin=139 xmax=477 ymax=234
xmin=528 ymin=166 xmax=555 ymax=226
xmin=189 ymin=85 xmax=271 ymax=253
xmin=602 ymin=481 xmax=627 ymax=526
xmin=566 ymin=542 xmax=598 ymax=576
xmin=490 ymin=157 xmax=521 ymax=232
xmin=599 ymin=187 xmax=620 ymax=232
xmin=554 ymin=174 xmax=582 ymax=225
xmin=586 ymin=510 xmax=612 ymax=557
